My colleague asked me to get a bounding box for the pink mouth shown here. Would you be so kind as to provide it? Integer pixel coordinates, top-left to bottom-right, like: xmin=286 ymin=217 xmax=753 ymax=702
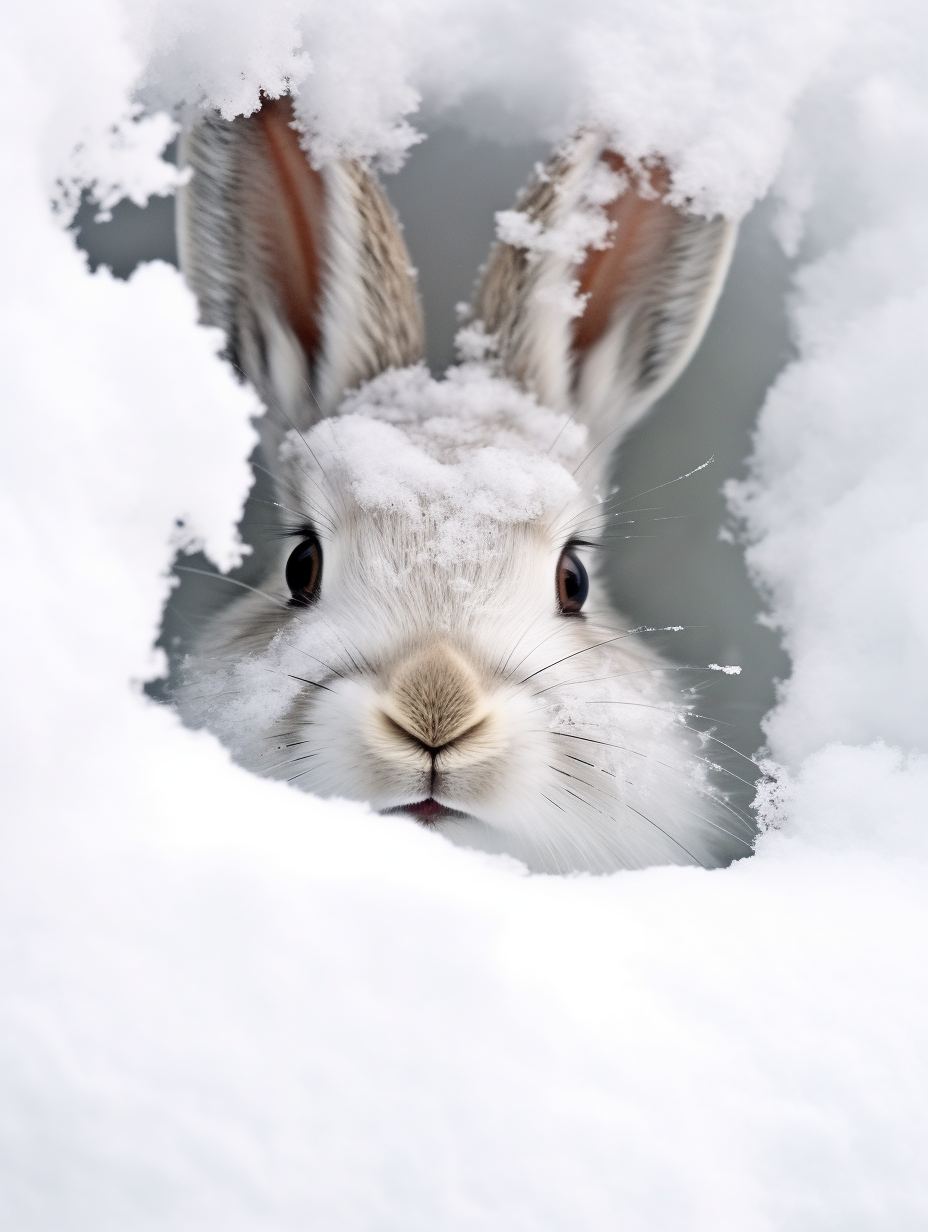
xmin=383 ymin=798 xmax=470 ymax=825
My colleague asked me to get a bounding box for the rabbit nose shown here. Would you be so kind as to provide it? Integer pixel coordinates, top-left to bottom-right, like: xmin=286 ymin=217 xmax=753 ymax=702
xmin=381 ymin=642 xmax=487 ymax=754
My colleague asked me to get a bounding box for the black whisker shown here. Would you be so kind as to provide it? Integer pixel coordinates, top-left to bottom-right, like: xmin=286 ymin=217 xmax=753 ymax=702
xmin=624 ymin=802 xmax=706 ymax=867
xmin=262 ymin=751 xmax=320 ymax=775
xmin=287 ymin=674 xmax=334 ymax=694
xmin=515 ymin=628 xmax=651 ymax=686
xmin=541 ymin=792 xmax=567 ymax=812
xmin=541 ymin=730 xmax=648 ymax=757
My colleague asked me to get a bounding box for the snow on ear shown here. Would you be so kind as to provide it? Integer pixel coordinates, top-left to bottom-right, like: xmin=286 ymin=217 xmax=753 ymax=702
xmin=178 ymin=97 xmax=424 ymax=439
xmin=473 ymin=133 xmax=736 ymax=443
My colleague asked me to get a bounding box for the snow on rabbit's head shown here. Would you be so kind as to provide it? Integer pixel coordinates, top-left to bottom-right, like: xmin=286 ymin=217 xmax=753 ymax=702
xmin=176 ymin=99 xmax=739 ymax=872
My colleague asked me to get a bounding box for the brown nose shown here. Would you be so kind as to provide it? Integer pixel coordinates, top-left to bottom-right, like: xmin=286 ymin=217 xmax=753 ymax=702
xmin=382 ymin=642 xmax=486 ymax=753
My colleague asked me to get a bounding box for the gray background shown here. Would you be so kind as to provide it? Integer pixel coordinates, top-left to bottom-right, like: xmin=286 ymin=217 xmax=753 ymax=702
xmin=74 ymin=124 xmax=791 ymax=790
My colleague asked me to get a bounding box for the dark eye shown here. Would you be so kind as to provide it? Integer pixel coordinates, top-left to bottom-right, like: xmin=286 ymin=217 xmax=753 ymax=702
xmin=285 ymin=534 xmax=323 ymax=605
xmin=556 ymin=547 xmax=589 ymax=615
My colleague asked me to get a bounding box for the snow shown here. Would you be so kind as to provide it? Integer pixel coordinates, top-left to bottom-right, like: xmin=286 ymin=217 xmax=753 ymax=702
xmin=333 ymin=364 xmax=585 ymax=535
xmin=129 ymin=0 xmax=852 ymax=213
xmin=729 ymin=234 xmax=928 ymax=767
xmin=3 ymin=1 xmax=928 ymax=1227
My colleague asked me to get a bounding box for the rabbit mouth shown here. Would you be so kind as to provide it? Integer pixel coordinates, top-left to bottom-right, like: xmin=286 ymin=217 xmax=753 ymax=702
xmin=382 ymin=798 xmax=471 ymax=826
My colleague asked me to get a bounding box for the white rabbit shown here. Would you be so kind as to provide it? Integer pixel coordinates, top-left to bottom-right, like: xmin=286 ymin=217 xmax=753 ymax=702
xmin=176 ymin=97 xmax=745 ymax=873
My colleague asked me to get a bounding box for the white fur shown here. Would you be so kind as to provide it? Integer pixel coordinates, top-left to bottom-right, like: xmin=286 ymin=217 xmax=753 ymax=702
xmin=178 ymin=371 xmax=746 ymax=873
xmin=176 ymin=108 xmax=743 ymax=873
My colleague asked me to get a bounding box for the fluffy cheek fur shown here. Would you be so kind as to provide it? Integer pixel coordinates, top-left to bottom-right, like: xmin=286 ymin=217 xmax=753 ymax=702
xmin=177 ymin=575 xmax=743 ymax=874
xmin=178 ymin=581 xmax=611 ymax=860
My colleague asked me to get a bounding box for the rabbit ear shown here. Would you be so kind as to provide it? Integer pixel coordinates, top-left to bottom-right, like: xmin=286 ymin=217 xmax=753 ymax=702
xmin=473 ymin=133 xmax=735 ymax=446
xmin=178 ymin=97 xmax=424 ymax=438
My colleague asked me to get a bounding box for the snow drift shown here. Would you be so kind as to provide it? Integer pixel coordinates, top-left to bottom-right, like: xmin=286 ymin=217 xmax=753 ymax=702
xmin=2 ymin=1 xmax=927 ymax=1228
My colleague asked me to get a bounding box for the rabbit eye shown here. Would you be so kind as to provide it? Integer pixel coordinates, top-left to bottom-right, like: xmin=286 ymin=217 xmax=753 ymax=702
xmin=556 ymin=547 xmax=589 ymax=615
xmin=286 ymin=535 xmax=323 ymax=605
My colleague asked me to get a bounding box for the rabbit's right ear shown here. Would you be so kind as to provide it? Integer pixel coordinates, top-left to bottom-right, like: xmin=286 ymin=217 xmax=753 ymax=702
xmin=178 ymin=97 xmax=424 ymax=436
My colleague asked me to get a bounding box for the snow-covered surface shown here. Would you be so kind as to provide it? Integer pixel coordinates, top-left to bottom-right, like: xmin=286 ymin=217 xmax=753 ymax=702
xmin=3 ymin=2 xmax=928 ymax=1227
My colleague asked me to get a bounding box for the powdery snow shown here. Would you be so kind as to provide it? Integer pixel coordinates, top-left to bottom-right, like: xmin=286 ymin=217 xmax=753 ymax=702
xmin=2 ymin=1 xmax=928 ymax=1228
xmin=332 ymin=364 xmax=586 ymax=531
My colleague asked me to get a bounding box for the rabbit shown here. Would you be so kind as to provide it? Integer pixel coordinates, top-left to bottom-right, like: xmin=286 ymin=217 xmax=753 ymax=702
xmin=175 ymin=96 xmax=745 ymax=873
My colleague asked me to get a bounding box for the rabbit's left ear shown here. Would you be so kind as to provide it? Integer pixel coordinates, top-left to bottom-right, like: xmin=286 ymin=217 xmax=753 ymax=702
xmin=178 ymin=97 xmax=424 ymax=434
xmin=473 ymin=134 xmax=735 ymax=444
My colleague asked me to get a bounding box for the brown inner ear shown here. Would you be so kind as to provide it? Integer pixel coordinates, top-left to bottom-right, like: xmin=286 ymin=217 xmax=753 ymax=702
xmin=253 ymin=97 xmax=327 ymax=361
xmin=572 ymin=154 xmax=677 ymax=356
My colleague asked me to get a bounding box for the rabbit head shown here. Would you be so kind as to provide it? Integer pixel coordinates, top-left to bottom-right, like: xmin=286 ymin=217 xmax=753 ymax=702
xmin=176 ymin=98 xmax=742 ymax=872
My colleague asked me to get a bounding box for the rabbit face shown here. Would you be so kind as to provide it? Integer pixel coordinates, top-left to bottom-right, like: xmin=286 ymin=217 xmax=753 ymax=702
xmin=183 ymin=371 xmax=731 ymax=871
xmin=176 ymin=100 xmax=742 ymax=871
